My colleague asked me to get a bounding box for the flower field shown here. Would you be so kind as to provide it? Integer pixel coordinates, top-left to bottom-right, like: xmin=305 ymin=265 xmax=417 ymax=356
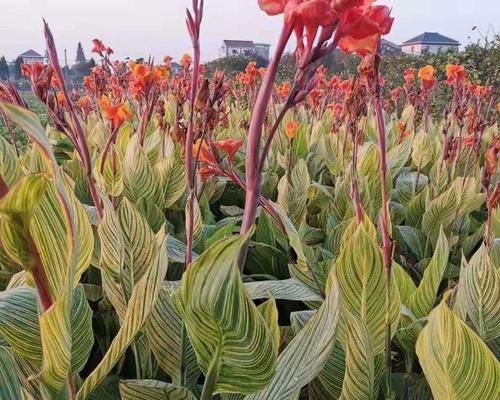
xmin=0 ymin=1 xmax=499 ymax=399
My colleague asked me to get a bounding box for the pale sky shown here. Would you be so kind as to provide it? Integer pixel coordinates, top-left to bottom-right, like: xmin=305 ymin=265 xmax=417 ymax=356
xmin=0 ymin=0 xmax=498 ymax=64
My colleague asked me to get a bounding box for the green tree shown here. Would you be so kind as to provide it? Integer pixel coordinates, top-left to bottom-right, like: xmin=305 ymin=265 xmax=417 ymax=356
xmin=14 ymin=56 xmax=23 ymax=80
xmin=76 ymin=42 xmax=86 ymax=64
xmin=0 ymin=56 xmax=9 ymax=80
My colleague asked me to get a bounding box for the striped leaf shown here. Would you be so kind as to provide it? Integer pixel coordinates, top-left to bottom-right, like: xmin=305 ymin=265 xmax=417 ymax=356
xmin=334 ymin=218 xmax=400 ymax=354
xmin=409 ymin=227 xmax=449 ymax=319
xmin=412 ymin=131 xmax=433 ymax=169
xmin=156 ymin=152 xmax=186 ymax=209
xmin=422 ymin=184 xmax=457 ymax=235
xmin=339 ymin=314 xmax=376 ymax=400
xmin=0 ymin=285 xmax=93 ymax=373
xmin=145 ymin=284 xmax=199 ymax=386
xmin=461 ymin=246 xmax=500 ymax=342
xmin=123 ymin=135 xmax=161 ymax=204
xmin=0 ymin=103 xmax=79 ymax=392
xmin=175 ymin=234 xmax=277 ymax=395
xmin=244 ymin=279 xmax=322 ymax=302
xmin=117 ymin=198 xmax=157 ymax=294
xmin=257 ymin=299 xmax=280 ymax=351
xmin=119 ymin=379 xmax=196 ymax=400
xmin=245 ymin=278 xmax=340 ymax=400
xmin=0 ymin=345 xmax=22 ymax=400
xmin=95 ymin=145 xmax=124 ymax=197
xmin=77 ymin=233 xmax=168 ymax=399
xmin=0 ymin=135 xmax=21 ymax=187
xmin=416 ymin=295 xmax=500 ymax=399
xmin=97 ymin=201 xmax=123 ymax=279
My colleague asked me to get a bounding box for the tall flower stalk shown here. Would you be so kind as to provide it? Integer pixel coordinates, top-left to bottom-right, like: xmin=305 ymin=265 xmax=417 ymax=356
xmin=184 ymin=0 xmax=204 ymax=269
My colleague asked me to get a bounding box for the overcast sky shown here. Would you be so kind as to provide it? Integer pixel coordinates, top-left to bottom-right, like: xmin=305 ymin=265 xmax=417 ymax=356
xmin=0 ymin=0 xmax=498 ymax=64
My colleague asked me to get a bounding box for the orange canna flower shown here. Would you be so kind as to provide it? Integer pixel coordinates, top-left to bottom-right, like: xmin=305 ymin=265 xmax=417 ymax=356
xmin=396 ymin=121 xmax=405 ymax=131
xmin=496 ymin=103 xmax=500 ymax=113
xmin=286 ymin=120 xmax=299 ymax=140
xmin=99 ymin=96 xmax=133 ymax=130
xmin=193 ymin=139 xmax=217 ymax=164
xmin=153 ymin=66 xmax=169 ymax=82
xmin=180 ymin=53 xmax=192 ymax=69
xmin=77 ymin=95 xmax=91 ymax=109
xmin=258 ymin=0 xmax=285 ymax=15
xmin=418 ymin=65 xmax=435 ymax=82
xmin=446 ymin=64 xmax=465 ymax=81
xmin=56 ymin=91 xmax=67 ymax=108
xmin=418 ymin=65 xmax=436 ymax=90
xmin=131 ymin=63 xmax=150 ymax=79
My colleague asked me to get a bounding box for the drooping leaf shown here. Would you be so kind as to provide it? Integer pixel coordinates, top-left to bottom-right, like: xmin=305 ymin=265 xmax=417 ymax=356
xmin=77 ymin=233 xmax=168 ymax=399
xmin=416 ymin=295 xmax=500 ymax=400
xmin=175 ymin=233 xmax=277 ymax=395
xmin=461 ymin=246 xmax=500 ymax=342
xmin=119 ymin=379 xmax=196 ymax=400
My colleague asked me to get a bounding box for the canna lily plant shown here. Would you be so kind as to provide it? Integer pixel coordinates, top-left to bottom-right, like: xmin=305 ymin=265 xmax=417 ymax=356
xmin=0 ymin=1 xmax=499 ymax=400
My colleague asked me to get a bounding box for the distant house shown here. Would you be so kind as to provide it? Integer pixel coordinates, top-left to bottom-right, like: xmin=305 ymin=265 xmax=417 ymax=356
xmin=380 ymin=39 xmax=401 ymax=56
xmin=18 ymin=49 xmax=45 ymax=65
xmin=401 ymin=32 xmax=460 ymax=55
xmin=219 ymin=40 xmax=271 ymax=61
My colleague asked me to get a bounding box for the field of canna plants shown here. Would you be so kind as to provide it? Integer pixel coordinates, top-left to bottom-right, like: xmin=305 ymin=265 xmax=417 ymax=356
xmin=0 ymin=1 xmax=499 ymax=399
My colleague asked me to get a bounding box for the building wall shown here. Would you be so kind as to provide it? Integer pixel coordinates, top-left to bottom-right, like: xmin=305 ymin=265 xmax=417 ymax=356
xmin=22 ymin=56 xmax=44 ymax=65
xmin=401 ymin=43 xmax=458 ymax=55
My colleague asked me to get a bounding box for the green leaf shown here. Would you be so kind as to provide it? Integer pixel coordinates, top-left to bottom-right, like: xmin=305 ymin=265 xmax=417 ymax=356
xmin=0 ymin=285 xmax=93 ymax=374
xmin=416 ymin=295 xmax=500 ymax=400
xmin=461 ymin=246 xmax=500 ymax=342
xmin=175 ymin=234 xmax=277 ymax=395
xmin=123 ymin=136 xmax=161 ymax=204
xmin=0 ymin=135 xmax=21 ymax=187
xmin=257 ymin=299 xmax=280 ymax=351
xmin=245 ymin=278 xmax=340 ymax=400
xmin=0 ymin=346 xmax=22 ymax=400
xmin=146 ymin=284 xmax=199 ymax=386
xmin=119 ymin=379 xmax=196 ymax=400
xmin=409 ymin=227 xmax=450 ymax=319
xmin=77 ymin=233 xmax=168 ymax=399
xmin=156 ymin=152 xmax=186 ymax=209
xmin=244 ymin=279 xmax=322 ymax=302
xmin=339 ymin=314 xmax=376 ymax=400
xmin=422 ymin=184 xmax=457 ymax=235
xmin=334 ymin=218 xmax=400 ymax=354
xmin=94 ymin=145 xmax=124 ymax=196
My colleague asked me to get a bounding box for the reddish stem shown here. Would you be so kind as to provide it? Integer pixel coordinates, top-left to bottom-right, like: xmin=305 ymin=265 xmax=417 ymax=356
xmin=238 ymin=25 xmax=293 ymax=270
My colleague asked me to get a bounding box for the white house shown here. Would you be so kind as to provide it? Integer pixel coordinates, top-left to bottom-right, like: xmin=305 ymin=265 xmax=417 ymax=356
xmin=219 ymin=40 xmax=270 ymax=61
xmin=401 ymin=32 xmax=460 ymax=55
xmin=18 ymin=49 xmax=45 ymax=65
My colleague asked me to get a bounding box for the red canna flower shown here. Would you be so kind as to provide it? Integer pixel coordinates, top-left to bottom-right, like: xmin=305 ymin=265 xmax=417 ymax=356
xmin=446 ymin=64 xmax=465 ymax=85
xmin=215 ymin=138 xmax=244 ymax=163
xmin=335 ymin=2 xmax=394 ymax=56
xmin=91 ymin=39 xmax=113 ymax=56
xmin=199 ymin=166 xmax=221 ymax=181
xmin=403 ymin=68 xmax=415 ymax=85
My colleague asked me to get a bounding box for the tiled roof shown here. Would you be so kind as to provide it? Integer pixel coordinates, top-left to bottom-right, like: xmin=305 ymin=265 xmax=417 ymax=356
xmin=223 ymin=40 xmax=255 ymax=48
xmin=402 ymin=32 xmax=460 ymax=45
xmin=19 ymin=49 xmax=44 ymax=58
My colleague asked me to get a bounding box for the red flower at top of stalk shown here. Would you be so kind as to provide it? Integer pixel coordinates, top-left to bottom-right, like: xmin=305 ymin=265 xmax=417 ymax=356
xmin=403 ymin=68 xmax=415 ymax=85
xmin=445 ymin=64 xmax=465 ymax=86
xmin=335 ymin=2 xmax=394 ymax=56
xmin=193 ymin=139 xmax=217 ymax=164
xmin=91 ymin=39 xmax=113 ymax=56
xmin=99 ymin=95 xmax=134 ymax=131
xmin=473 ymin=85 xmax=491 ymax=99
xmin=215 ymin=138 xmax=244 ymax=163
